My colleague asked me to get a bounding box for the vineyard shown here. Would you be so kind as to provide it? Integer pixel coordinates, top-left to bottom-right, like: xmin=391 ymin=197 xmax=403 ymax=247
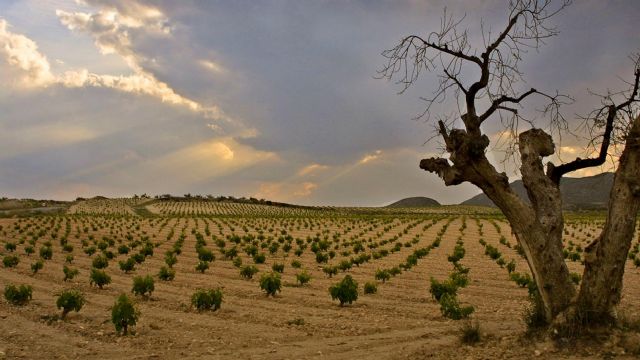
xmin=1 ymin=199 xmax=639 ymax=359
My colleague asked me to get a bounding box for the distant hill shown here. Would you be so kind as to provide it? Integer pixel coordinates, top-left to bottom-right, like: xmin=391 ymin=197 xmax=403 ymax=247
xmin=461 ymin=172 xmax=614 ymax=210
xmin=386 ymin=196 xmax=441 ymax=208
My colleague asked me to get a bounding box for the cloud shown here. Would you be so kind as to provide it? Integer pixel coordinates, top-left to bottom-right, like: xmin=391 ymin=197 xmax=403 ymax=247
xmin=358 ymin=150 xmax=383 ymax=164
xmin=253 ymin=181 xmax=319 ymax=202
xmin=297 ymin=163 xmax=329 ymax=177
xmin=0 ymin=16 xmax=230 ymax=124
xmin=0 ymin=19 xmax=55 ymax=87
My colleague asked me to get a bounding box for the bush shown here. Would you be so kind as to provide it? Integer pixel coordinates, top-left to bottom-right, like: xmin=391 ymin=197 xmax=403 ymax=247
xmin=259 ymin=272 xmax=282 ymax=296
xmin=4 ymin=284 xmax=32 ymax=306
xmin=272 ymin=263 xmax=285 ymax=273
xmin=429 ymin=277 xmax=458 ymax=302
xmin=39 ymin=246 xmax=53 ymax=260
xmin=232 ymin=257 xmax=242 ymax=268
xmin=164 ymin=252 xmax=178 ymax=267
xmin=439 ymin=293 xmax=474 ymax=320
xmin=195 ymin=261 xmax=209 ymax=273
xmin=569 ymin=272 xmax=582 ymax=285
xmin=4 ymin=242 xmax=16 ymax=252
xmin=111 ymin=294 xmax=139 ymax=335
xmin=31 ymin=260 xmax=44 ymax=274
xmin=460 ymin=320 xmax=481 ymax=344
xmin=119 ymin=257 xmax=136 ymax=273
xmin=322 ymin=265 xmax=338 ymax=278
xmin=89 ymin=268 xmax=111 ymax=289
xmin=510 ymin=272 xmax=533 ymax=288
xmin=131 ymin=275 xmax=155 ymax=298
xmin=158 ymin=266 xmax=175 ymax=281
xmin=375 ymin=269 xmax=391 ymax=283
xmin=364 ymin=281 xmax=378 ymax=294
xmin=191 ymin=288 xmax=223 ymax=311
xmin=506 ymin=259 xmax=516 ymax=274
xmin=291 ymin=260 xmax=302 ymax=268
xmin=329 ymin=275 xmax=358 ymax=306
xmin=56 ymin=289 xmax=85 ymax=319
xmin=63 ymin=265 xmax=79 ymax=281
xmin=92 ymin=255 xmax=109 ymax=269
xmin=296 ymin=271 xmax=311 ymax=286
xmin=117 ymin=245 xmax=130 ymax=255
xmin=253 ymin=252 xmax=266 ymax=264
xmin=24 ymin=246 xmax=35 ymax=256
xmin=197 ymin=247 xmax=215 ymax=262
xmin=240 ymin=265 xmax=259 ymax=279
xmin=3 ymin=255 xmax=19 ymax=268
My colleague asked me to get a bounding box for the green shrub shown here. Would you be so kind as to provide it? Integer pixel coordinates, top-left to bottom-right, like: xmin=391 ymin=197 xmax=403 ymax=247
xmin=92 ymin=255 xmax=109 ymax=269
xmin=195 ymin=261 xmax=209 ymax=273
xmin=31 ymin=260 xmax=44 ymax=274
xmin=63 ymin=265 xmax=79 ymax=281
xmin=375 ymin=269 xmax=391 ymax=283
xmin=506 ymin=259 xmax=516 ymax=274
xmin=119 ymin=257 xmax=136 ymax=273
xmin=484 ymin=245 xmax=501 ymax=260
xmin=429 ymin=277 xmax=458 ymax=302
xmin=164 ymin=252 xmax=178 ymax=267
xmin=364 ymin=281 xmax=378 ymax=294
xmin=449 ymin=271 xmax=469 ymax=288
xmin=259 ymin=272 xmax=282 ymax=296
xmin=111 ymin=294 xmax=139 ymax=335
xmin=439 ymin=293 xmax=474 ymax=320
xmin=322 ymin=265 xmax=338 ymax=278
xmin=65 ymin=254 xmax=74 ymax=264
xmin=315 ymin=252 xmax=329 ymax=264
xmin=240 ymin=265 xmax=259 ymax=279
xmin=158 ymin=266 xmax=175 ymax=281
xmin=253 ymin=252 xmax=266 ymax=264
xmin=191 ymin=288 xmax=223 ymax=311
xmin=4 ymin=284 xmax=32 ymax=306
xmin=84 ymin=246 xmax=97 ymax=256
xmin=62 ymin=244 xmax=74 ymax=253
xmin=232 ymin=257 xmax=242 ymax=268
xmin=329 ymin=275 xmax=358 ymax=306
xmin=24 ymin=246 xmax=35 ymax=256
xmin=132 ymin=253 xmax=145 ymax=264
xmin=131 ymin=275 xmax=155 ymax=298
xmin=296 ymin=271 xmax=311 ymax=286
xmin=40 ymin=246 xmax=53 ymax=260
xmin=56 ymin=289 xmax=85 ymax=319
xmin=197 ymin=247 xmax=215 ymax=262
xmin=117 ymin=245 xmax=130 ymax=255
xmin=4 ymin=242 xmax=16 ymax=252
xmin=447 ymin=243 xmax=466 ymax=263
xmin=569 ymin=272 xmax=582 ymax=285
xmin=3 ymin=255 xmax=19 ymax=268
xmin=272 ymin=263 xmax=285 ymax=273
xmin=510 ymin=272 xmax=533 ymax=288
xmin=89 ymin=268 xmax=111 ymax=289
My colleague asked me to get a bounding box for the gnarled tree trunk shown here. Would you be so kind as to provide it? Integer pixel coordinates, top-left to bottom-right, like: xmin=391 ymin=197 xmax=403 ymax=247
xmin=576 ymin=115 xmax=640 ymax=322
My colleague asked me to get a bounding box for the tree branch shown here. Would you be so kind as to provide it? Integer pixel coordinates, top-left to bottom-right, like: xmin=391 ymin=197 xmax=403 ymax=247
xmin=548 ymin=65 xmax=640 ymax=183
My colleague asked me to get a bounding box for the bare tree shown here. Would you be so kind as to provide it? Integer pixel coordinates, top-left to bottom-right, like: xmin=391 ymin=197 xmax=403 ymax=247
xmin=379 ymin=0 xmax=640 ymax=326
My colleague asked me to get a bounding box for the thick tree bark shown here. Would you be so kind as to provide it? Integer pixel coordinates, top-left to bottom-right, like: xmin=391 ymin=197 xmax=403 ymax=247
xmin=575 ymin=115 xmax=640 ymax=322
xmin=421 ymin=126 xmax=575 ymax=321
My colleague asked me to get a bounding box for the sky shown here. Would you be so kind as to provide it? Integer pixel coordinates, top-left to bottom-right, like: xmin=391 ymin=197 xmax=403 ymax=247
xmin=0 ymin=0 xmax=638 ymax=206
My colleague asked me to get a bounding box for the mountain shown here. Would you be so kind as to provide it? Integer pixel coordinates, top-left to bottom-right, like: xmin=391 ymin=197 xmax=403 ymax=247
xmin=386 ymin=196 xmax=441 ymax=208
xmin=461 ymin=172 xmax=614 ymax=209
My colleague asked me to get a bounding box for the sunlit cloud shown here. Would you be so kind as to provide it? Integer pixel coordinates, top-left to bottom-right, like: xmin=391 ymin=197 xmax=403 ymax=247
xmin=297 ymin=163 xmax=329 ymax=177
xmin=358 ymin=150 xmax=382 ymax=164
xmin=0 ymin=19 xmax=55 ymax=87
